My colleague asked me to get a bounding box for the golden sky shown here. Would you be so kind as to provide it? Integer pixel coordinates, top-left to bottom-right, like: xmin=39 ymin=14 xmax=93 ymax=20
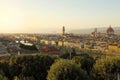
xmin=0 ymin=0 xmax=120 ymax=33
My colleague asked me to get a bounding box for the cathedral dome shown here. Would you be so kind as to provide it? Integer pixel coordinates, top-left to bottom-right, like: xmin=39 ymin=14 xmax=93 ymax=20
xmin=106 ymin=25 xmax=114 ymax=36
xmin=106 ymin=25 xmax=114 ymax=33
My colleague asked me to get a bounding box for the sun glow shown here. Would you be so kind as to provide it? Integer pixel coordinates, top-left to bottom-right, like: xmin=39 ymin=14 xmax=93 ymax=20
xmin=0 ymin=1 xmax=24 ymax=32
xmin=0 ymin=0 xmax=120 ymax=33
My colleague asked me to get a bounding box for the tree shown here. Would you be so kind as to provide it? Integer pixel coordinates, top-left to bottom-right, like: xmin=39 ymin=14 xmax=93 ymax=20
xmin=70 ymin=47 xmax=76 ymax=57
xmin=72 ymin=54 xmax=95 ymax=75
xmin=93 ymin=55 xmax=120 ymax=80
xmin=0 ymin=70 xmax=8 ymax=80
xmin=19 ymin=43 xmax=38 ymax=51
xmin=9 ymin=56 xmax=22 ymax=80
xmin=16 ymin=55 xmax=55 ymax=80
xmin=60 ymin=47 xmax=76 ymax=59
xmin=14 ymin=76 xmax=34 ymax=80
xmin=0 ymin=62 xmax=10 ymax=79
xmin=0 ymin=75 xmax=8 ymax=80
xmin=47 ymin=59 xmax=88 ymax=80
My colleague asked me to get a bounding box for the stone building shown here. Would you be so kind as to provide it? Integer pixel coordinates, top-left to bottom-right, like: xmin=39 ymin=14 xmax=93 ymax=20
xmin=106 ymin=25 xmax=114 ymax=36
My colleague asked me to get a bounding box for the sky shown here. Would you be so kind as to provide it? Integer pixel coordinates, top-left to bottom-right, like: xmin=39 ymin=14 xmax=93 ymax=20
xmin=0 ymin=0 xmax=120 ymax=33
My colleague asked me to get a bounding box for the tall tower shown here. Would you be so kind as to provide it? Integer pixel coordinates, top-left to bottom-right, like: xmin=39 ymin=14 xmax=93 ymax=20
xmin=94 ymin=28 xmax=97 ymax=37
xmin=62 ymin=26 xmax=65 ymax=53
xmin=63 ymin=26 xmax=65 ymax=36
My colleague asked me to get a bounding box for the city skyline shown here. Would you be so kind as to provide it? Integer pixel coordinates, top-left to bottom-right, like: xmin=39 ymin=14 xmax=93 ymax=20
xmin=0 ymin=0 xmax=120 ymax=33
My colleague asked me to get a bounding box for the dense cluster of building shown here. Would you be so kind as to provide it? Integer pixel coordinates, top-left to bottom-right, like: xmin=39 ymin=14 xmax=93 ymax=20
xmin=0 ymin=25 xmax=119 ymax=56
xmin=40 ymin=25 xmax=120 ymax=53
xmin=81 ymin=25 xmax=120 ymax=52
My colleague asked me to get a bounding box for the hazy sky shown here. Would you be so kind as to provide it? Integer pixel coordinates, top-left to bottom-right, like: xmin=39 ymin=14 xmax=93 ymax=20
xmin=0 ymin=0 xmax=120 ymax=33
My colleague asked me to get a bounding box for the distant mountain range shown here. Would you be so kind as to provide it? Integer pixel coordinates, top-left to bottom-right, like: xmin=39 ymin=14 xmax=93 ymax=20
xmin=69 ymin=27 xmax=120 ymax=34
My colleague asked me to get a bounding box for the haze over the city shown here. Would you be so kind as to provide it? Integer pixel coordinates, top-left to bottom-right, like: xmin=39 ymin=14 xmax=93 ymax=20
xmin=0 ymin=0 xmax=120 ymax=33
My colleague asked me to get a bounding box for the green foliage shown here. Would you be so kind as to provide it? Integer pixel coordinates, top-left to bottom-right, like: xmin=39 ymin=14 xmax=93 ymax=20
xmin=19 ymin=43 xmax=38 ymax=51
xmin=93 ymin=55 xmax=120 ymax=80
xmin=14 ymin=76 xmax=19 ymax=80
xmin=8 ymin=55 xmax=22 ymax=79
xmin=0 ymin=50 xmax=120 ymax=80
xmin=14 ymin=76 xmax=34 ymax=80
xmin=47 ymin=59 xmax=88 ymax=80
xmin=14 ymin=55 xmax=54 ymax=80
xmin=72 ymin=54 xmax=95 ymax=75
xmin=0 ymin=55 xmax=55 ymax=80
xmin=59 ymin=47 xmax=70 ymax=59
xmin=60 ymin=52 xmax=70 ymax=59
xmin=60 ymin=47 xmax=76 ymax=59
xmin=0 ymin=75 xmax=8 ymax=80
xmin=77 ymin=50 xmax=103 ymax=60
xmin=0 ymin=70 xmax=8 ymax=80
xmin=0 ymin=62 xmax=10 ymax=79
xmin=71 ymin=47 xmax=76 ymax=56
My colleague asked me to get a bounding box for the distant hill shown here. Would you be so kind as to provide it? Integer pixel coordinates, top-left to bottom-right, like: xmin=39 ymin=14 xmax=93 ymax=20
xmin=69 ymin=27 xmax=120 ymax=34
